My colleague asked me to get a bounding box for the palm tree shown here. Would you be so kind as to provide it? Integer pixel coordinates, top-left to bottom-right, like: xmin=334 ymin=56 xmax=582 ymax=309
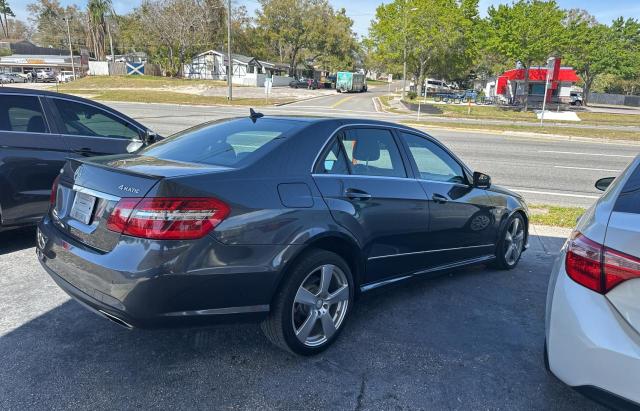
xmin=87 ymin=0 xmax=113 ymax=60
xmin=0 ymin=0 xmax=15 ymax=39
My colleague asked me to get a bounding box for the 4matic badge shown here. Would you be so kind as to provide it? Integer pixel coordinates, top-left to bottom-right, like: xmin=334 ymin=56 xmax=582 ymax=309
xmin=118 ymin=185 xmax=141 ymax=194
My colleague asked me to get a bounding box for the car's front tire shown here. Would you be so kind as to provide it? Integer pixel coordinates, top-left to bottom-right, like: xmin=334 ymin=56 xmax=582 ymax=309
xmin=261 ymin=249 xmax=354 ymax=355
xmin=492 ymin=213 xmax=526 ymax=270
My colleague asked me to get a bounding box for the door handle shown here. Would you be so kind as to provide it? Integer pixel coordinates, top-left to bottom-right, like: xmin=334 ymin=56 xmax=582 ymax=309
xmin=345 ymin=188 xmax=372 ymax=200
xmin=432 ymin=193 xmax=449 ymax=203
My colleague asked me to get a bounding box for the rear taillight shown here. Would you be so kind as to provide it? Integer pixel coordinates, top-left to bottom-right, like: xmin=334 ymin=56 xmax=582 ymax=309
xmin=566 ymin=232 xmax=640 ymax=294
xmin=50 ymin=175 xmax=61 ymax=205
xmin=107 ymin=197 xmax=229 ymax=240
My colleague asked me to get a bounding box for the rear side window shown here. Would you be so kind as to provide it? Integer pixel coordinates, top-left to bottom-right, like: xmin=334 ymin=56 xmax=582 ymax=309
xmin=141 ymin=118 xmax=303 ymax=167
xmin=0 ymin=95 xmax=48 ymax=133
xmin=614 ymin=163 xmax=640 ymax=214
xmin=339 ymin=128 xmax=406 ymax=178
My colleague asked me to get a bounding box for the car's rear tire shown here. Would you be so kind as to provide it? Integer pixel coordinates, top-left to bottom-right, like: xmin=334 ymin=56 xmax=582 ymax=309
xmin=261 ymin=249 xmax=354 ymax=355
xmin=492 ymin=213 xmax=526 ymax=270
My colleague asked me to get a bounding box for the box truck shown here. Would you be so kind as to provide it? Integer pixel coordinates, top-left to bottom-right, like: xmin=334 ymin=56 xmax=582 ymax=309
xmin=336 ymin=72 xmax=367 ymax=93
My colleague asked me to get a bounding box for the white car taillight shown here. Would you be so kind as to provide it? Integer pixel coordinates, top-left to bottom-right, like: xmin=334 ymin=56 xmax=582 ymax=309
xmin=566 ymin=231 xmax=640 ymax=294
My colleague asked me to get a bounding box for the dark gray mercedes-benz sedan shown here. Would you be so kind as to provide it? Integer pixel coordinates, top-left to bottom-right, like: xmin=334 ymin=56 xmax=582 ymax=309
xmin=37 ymin=114 xmax=529 ymax=355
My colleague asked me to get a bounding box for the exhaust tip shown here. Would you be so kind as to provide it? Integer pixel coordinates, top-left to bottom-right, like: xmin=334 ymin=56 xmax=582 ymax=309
xmin=98 ymin=310 xmax=134 ymax=329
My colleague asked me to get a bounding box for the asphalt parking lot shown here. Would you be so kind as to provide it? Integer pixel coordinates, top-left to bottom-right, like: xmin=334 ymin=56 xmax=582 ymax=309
xmin=0 ymin=225 xmax=605 ymax=410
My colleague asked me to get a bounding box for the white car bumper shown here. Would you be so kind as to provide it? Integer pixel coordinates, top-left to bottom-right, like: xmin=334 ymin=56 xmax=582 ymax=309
xmin=547 ymin=250 xmax=640 ymax=406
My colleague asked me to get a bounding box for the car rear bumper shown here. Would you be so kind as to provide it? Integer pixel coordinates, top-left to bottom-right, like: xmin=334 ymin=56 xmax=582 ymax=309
xmin=546 ymin=252 xmax=640 ymax=405
xmin=37 ymin=216 xmax=301 ymax=328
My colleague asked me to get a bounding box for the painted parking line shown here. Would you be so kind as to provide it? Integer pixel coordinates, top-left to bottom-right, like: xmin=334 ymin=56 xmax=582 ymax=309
xmin=554 ymin=165 xmax=622 ymax=173
xmin=539 ymin=150 xmax=635 ymax=158
xmin=507 ymin=188 xmax=600 ymax=200
xmin=331 ymin=95 xmax=357 ymax=108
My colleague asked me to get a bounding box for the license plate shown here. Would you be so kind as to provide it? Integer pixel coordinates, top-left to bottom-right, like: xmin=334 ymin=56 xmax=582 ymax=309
xmin=70 ymin=192 xmax=96 ymax=225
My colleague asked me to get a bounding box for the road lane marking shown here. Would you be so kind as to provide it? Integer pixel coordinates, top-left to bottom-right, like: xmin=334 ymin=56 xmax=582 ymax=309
xmin=331 ymin=95 xmax=357 ymax=108
xmin=539 ymin=150 xmax=635 ymax=158
xmin=507 ymin=188 xmax=600 ymax=200
xmin=372 ymin=97 xmax=380 ymax=112
xmin=554 ymin=165 xmax=622 ymax=173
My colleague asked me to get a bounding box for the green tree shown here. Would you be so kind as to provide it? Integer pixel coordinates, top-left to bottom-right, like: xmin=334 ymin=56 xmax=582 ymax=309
xmin=487 ymin=0 xmax=566 ymax=110
xmin=27 ymin=0 xmax=86 ymax=50
xmin=256 ymin=0 xmax=357 ymax=75
xmin=562 ymin=10 xmax=616 ymax=105
xmin=369 ymin=0 xmax=478 ymax=96
xmin=610 ymin=17 xmax=640 ymax=94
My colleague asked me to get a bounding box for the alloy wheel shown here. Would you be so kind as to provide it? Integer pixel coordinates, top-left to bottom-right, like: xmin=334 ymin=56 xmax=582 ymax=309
xmin=504 ymin=217 xmax=525 ymax=265
xmin=291 ymin=264 xmax=349 ymax=347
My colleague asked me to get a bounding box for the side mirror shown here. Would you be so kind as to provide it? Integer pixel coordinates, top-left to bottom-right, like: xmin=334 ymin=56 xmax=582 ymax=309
xmin=595 ymin=177 xmax=615 ymax=191
xmin=144 ymin=129 xmax=157 ymax=145
xmin=473 ymin=171 xmax=491 ymax=189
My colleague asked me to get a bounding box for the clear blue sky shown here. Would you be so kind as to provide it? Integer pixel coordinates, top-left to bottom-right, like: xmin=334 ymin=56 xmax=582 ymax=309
xmin=12 ymin=0 xmax=640 ymax=38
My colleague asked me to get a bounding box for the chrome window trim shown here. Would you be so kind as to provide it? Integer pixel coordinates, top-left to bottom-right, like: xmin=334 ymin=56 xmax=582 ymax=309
xmin=367 ymin=243 xmax=495 ymax=261
xmin=311 ymin=123 xmax=427 ymax=174
xmin=310 ymin=122 xmax=473 ymax=179
xmin=311 ymin=173 xmax=410 ymax=183
xmin=72 ymin=184 xmax=121 ymax=202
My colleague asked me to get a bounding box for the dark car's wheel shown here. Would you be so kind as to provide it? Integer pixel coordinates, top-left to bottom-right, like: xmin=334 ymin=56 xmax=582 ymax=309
xmin=493 ymin=213 xmax=526 ymax=270
xmin=261 ymin=249 xmax=354 ymax=355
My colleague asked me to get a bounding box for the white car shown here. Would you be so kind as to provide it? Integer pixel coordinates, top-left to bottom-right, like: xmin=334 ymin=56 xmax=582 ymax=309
xmin=545 ymin=154 xmax=640 ymax=408
xmin=56 ymin=71 xmax=76 ymax=82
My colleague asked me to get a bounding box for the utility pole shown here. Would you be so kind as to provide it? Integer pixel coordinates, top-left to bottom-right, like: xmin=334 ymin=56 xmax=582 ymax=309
xmin=401 ymin=2 xmax=417 ymax=99
xmin=402 ymin=2 xmax=408 ymax=99
xmin=106 ymin=17 xmax=115 ymax=71
xmin=64 ymin=16 xmax=76 ymax=79
xmin=227 ymin=0 xmax=232 ymax=101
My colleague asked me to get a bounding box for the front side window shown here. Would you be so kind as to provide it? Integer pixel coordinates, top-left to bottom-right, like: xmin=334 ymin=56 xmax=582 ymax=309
xmin=0 ymin=95 xmax=48 ymax=133
xmin=53 ymin=99 xmax=140 ymax=140
xmin=340 ymin=128 xmax=406 ymax=178
xmin=400 ymin=132 xmax=466 ymax=184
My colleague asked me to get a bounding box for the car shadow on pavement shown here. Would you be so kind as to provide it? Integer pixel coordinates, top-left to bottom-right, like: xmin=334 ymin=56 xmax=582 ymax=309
xmin=0 ymin=227 xmax=36 ymax=255
xmin=0 ymin=235 xmax=603 ymax=410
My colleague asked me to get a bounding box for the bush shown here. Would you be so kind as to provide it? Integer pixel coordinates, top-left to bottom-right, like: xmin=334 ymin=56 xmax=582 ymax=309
xmin=407 ymin=91 xmax=417 ymax=100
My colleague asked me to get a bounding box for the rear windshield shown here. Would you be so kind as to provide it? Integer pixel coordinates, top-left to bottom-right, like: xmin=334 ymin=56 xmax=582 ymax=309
xmin=614 ymin=162 xmax=640 ymax=214
xmin=140 ymin=118 xmax=303 ymax=167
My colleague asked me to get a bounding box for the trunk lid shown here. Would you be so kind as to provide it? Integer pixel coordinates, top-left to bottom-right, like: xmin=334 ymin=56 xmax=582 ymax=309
xmin=604 ymin=157 xmax=640 ymax=335
xmin=53 ymin=154 xmax=228 ymax=251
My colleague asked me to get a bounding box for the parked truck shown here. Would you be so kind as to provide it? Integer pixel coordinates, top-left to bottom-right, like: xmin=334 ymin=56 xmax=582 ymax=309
xmin=336 ymin=71 xmax=367 ymax=93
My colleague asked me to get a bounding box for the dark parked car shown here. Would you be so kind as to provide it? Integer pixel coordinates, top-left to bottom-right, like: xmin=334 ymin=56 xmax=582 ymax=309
xmin=289 ymin=78 xmax=318 ymax=89
xmin=0 ymin=87 xmax=158 ymax=231
xmin=37 ymin=114 xmax=529 ymax=355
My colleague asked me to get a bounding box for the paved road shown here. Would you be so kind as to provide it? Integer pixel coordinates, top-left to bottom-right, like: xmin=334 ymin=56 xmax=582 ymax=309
xmin=0 ymin=225 xmax=605 ymax=410
xmin=105 ymin=89 xmax=639 ymax=208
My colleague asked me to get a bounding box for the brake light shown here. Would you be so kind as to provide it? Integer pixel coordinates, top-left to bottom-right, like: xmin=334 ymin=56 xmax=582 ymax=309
xmin=566 ymin=232 xmax=640 ymax=293
xmin=107 ymin=197 xmax=229 ymax=240
xmin=50 ymin=175 xmax=61 ymax=205
xmin=604 ymin=248 xmax=640 ymax=292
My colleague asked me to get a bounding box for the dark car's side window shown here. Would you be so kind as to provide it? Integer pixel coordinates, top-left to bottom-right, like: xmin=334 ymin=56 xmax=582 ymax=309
xmin=52 ymin=99 xmax=140 ymax=140
xmin=340 ymin=128 xmax=406 ymax=178
xmin=400 ymin=132 xmax=466 ymax=184
xmin=0 ymin=95 xmax=49 ymax=133
xmin=614 ymin=164 xmax=640 ymax=214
